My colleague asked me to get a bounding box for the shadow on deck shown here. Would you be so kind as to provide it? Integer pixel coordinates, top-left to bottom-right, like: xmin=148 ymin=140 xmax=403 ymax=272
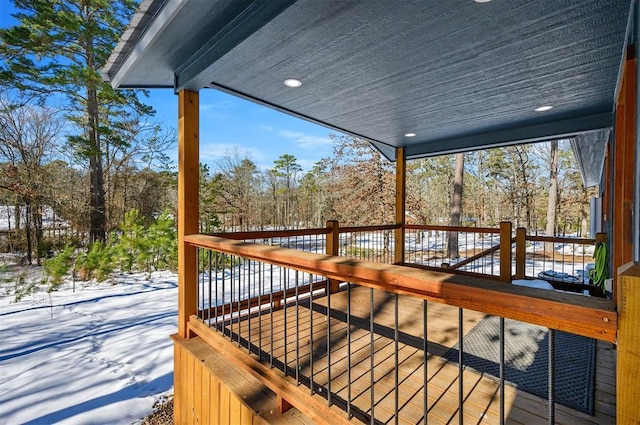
xmin=195 ymin=285 xmax=615 ymax=425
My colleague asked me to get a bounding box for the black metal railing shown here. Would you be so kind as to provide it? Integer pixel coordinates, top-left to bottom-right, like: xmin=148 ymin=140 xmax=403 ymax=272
xmin=192 ymin=243 xmax=593 ymax=425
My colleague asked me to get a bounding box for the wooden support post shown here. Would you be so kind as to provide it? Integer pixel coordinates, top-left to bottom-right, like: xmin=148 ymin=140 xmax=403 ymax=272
xmin=499 ymin=221 xmax=512 ymax=283
xmin=616 ymin=262 xmax=640 ymax=424
xmin=178 ymin=90 xmax=199 ymax=339
xmin=395 ymin=147 xmax=406 ymax=264
xmin=612 ymin=47 xmax=636 ymax=302
xmin=514 ymin=227 xmax=526 ymax=280
xmin=326 ymin=220 xmax=340 ymax=293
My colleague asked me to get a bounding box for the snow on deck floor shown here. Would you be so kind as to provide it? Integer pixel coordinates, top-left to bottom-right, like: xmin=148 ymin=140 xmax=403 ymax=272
xmin=0 ymin=271 xmax=177 ymax=425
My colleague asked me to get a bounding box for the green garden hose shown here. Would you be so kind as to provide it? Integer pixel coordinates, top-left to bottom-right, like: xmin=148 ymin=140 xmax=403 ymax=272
xmin=589 ymin=242 xmax=608 ymax=290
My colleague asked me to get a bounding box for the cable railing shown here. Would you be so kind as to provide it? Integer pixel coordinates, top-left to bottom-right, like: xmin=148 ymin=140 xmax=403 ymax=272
xmin=185 ymin=234 xmax=616 ymax=425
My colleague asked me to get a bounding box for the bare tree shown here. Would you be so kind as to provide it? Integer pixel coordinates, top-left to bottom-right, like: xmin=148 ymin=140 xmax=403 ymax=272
xmin=0 ymin=95 xmax=63 ymax=263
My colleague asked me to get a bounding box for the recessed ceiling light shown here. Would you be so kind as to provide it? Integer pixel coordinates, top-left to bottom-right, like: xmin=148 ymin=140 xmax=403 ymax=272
xmin=284 ymin=78 xmax=302 ymax=88
xmin=404 ymin=133 xmax=416 ymax=137
xmin=474 ymin=0 xmax=492 ymax=3
xmin=535 ymin=105 xmax=553 ymax=112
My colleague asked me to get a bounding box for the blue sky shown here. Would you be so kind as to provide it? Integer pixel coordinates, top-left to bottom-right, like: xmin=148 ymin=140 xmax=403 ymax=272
xmin=0 ymin=0 xmax=340 ymax=172
xmin=146 ymin=89 xmax=337 ymax=171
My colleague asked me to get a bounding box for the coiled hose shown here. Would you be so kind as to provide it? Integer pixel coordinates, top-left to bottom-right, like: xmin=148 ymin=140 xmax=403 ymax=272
xmin=589 ymin=242 xmax=608 ymax=290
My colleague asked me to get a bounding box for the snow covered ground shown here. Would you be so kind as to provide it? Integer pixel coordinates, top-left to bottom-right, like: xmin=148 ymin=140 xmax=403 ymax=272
xmin=0 ymin=269 xmax=177 ymax=425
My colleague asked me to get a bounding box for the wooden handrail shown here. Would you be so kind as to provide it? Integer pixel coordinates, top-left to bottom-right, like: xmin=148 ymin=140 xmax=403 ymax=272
xmin=212 ymin=227 xmax=329 ymax=240
xmin=404 ymin=224 xmax=501 ymax=234
xmin=185 ymin=233 xmax=617 ymax=343
xmin=525 ymin=234 xmax=596 ymax=245
xmin=338 ymin=224 xmax=399 ymax=233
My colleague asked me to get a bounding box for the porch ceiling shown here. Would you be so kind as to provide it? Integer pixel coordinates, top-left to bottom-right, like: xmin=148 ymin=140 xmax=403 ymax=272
xmin=103 ymin=0 xmax=633 ymax=161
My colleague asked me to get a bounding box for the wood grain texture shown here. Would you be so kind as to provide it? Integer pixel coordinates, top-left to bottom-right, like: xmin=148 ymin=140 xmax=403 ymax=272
xmin=172 ymin=334 xmax=311 ymax=425
xmin=612 ymin=51 xmax=636 ymax=305
xmin=499 ymin=221 xmax=512 ymax=283
xmin=395 ymin=147 xmax=406 ymax=264
xmin=185 ymin=234 xmax=617 ymax=342
xmin=178 ymin=90 xmax=199 ymax=338
xmin=616 ymin=262 xmax=640 ymax=424
xmin=186 ymin=288 xmax=616 ymax=424
xmin=515 ymin=227 xmax=526 ymax=280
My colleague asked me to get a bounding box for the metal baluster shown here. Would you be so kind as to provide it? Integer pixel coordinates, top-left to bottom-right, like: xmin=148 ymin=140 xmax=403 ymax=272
xmin=230 ymin=255 xmax=234 ymax=342
xmin=458 ymin=308 xmax=464 ymax=425
xmin=258 ymin=261 xmax=262 ymax=358
xmin=327 ymin=277 xmax=332 ymax=407
xmin=310 ymin=273 xmax=314 ymax=395
xmin=500 ymin=317 xmax=505 ymax=425
xmin=394 ymin=293 xmax=399 ymax=425
xmin=236 ymin=257 xmax=246 ymax=348
xmin=208 ymin=250 xmax=212 ymax=326
xmin=269 ymin=263 xmax=274 ymax=368
xmin=296 ymin=270 xmax=300 ymax=385
xmin=423 ymin=300 xmax=428 ymax=425
xmin=220 ymin=253 xmax=225 ymax=332
xmin=543 ymin=240 xmax=547 ymax=277
xmin=284 ymin=267 xmax=288 ymax=373
xmin=548 ymin=329 xmax=556 ymax=425
xmin=370 ymin=287 xmax=375 ymax=424
xmin=197 ymin=248 xmax=202 ymax=319
xmin=238 ymin=255 xmax=242 ymax=348
xmin=214 ymin=252 xmax=219 ymax=328
xmin=248 ymin=259 xmax=252 ymax=352
xmin=347 ymin=282 xmax=352 ymax=418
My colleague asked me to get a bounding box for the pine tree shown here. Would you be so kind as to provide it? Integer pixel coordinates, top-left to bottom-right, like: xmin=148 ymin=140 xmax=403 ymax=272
xmin=0 ymin=0 xmax=153 ymax=242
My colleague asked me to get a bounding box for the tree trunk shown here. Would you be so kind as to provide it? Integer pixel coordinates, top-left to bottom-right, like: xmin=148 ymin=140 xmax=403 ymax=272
xmin=581 ymin=201 xmax=588 ymax=237
xmin=447 ymin=153 xmax=464 ymax=259
xmin=86 ymin=37 xmax=106 ymax=243
xmin=24 ymin=202 xmax=32 ymax=265
xmin=33 ymin=203 xmax=43 ymax=265
xmin=545 ymin=140 xmax=559 ymax=250
xmin=13 ymin=204 xmax=20 ymax=230
xmin=477 ymin=152 xmax=487 ymax=227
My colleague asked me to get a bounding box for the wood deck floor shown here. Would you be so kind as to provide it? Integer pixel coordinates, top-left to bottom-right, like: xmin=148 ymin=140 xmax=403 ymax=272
xmin=210 ymin=286 xmax=615 ymax=424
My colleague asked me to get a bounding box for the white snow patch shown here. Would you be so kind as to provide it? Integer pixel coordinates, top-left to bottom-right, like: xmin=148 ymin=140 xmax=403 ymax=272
xmin=0 ymin=270 xmax=177 ymax=425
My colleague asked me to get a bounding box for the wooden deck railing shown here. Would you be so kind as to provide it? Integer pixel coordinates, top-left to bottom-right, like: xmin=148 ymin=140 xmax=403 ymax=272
xmin=186 ymin=233 xmax=616 ymax=341
xmin=183 ymin=232 xmax=616 ymax=424
xmin=211 ymin=222 xmax=607 ymax=295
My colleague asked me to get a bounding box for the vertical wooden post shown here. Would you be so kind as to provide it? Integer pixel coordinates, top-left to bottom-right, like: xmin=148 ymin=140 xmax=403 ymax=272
xmin=499 ymin=221 xmax=512 ymax=283
xmin=616 ymin=262 xmax=640 ymax=423
xmin=514 ymin=227 xmax=526 ymax=280
xmin=326 ymin=220 xmax=340 ymax=293
xmin=178 ymin=90 xmax=199 ymax=338
xmin=395 ymin=147 xmax=406 ymax=264
xmin=612 ymin=47 xmax=636 ymax=300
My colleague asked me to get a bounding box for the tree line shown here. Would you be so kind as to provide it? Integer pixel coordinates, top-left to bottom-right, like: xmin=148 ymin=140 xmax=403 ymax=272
xmin=202 ymin=135 xmax=595 ymax=238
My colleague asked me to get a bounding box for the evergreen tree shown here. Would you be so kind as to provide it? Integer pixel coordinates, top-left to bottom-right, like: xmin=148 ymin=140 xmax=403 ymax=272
xmin=272 ymin=154 xmax=302 ymax=228
xmin=0 ymin=0 xmax=153 ymax=242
